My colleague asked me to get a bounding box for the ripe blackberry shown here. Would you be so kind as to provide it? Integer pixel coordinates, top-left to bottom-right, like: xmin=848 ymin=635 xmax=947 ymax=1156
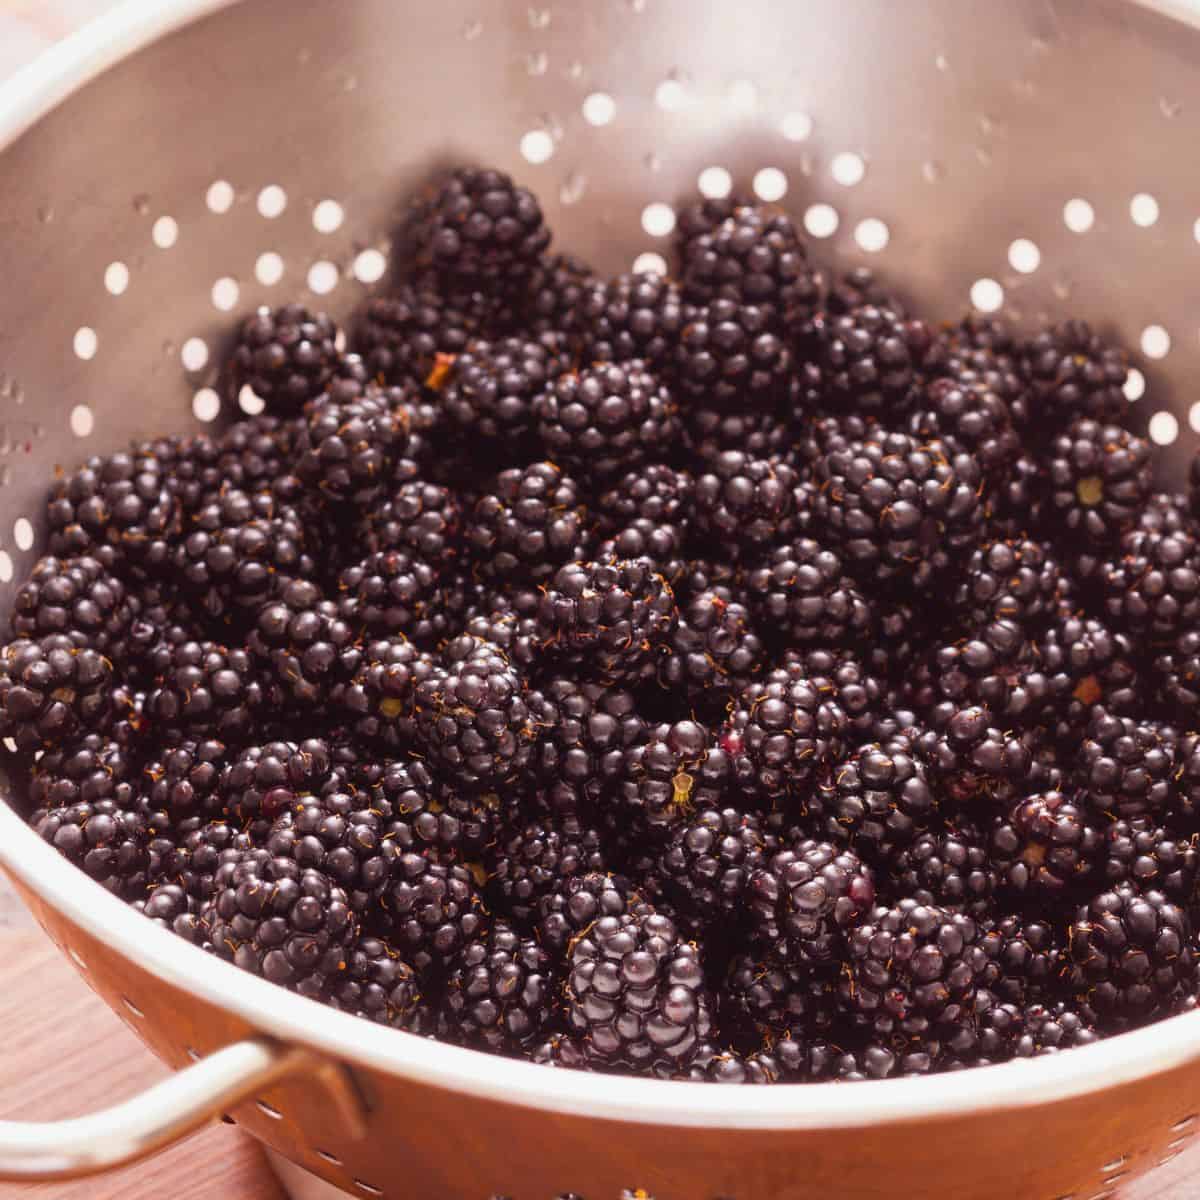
xmin=1103 ymin=820 xmax=1198 ymax=903
xmin=536 ymin=870 xmax=630 ymax=955
xmin=1069 ymin=886 xmax=1195 ymax=1021
xmin=980 ymin=914 xmax=1066 ymax=1006
xmin=159 ymin=819 xmax=255 ymax=901
xmin=535 ymin=559 xmax=677 ymax=685
xmin=329 ymin=937 xmax=421 ymax=1027
xmin=579 ymin=273 xmax=687 ymax=371
xmin=200 ymin=851 xmax=356 ymax=998
xmin=332 ymin=637 xmax=433 ymax=754
xmin=565 ymin=907 xmax=713 ymax=1070
xmin=143 ymin=736 xmax=229 ymax=825
xmin=990 ymin=792 xmax=1102 ymax=895
xmin=378 ymin=853 xmax=487 ymax=974
xmin=1075 ymin=710 xmax=1176 ymax=821
xmin=674 ymin=190 xmax=756 ymax=250
xmin=692 ymin=452 xmax=800 ymax=556
xmin=985 ymin=452 xmax=1047 ymax=540
xmin=442 ymin=334 xmax=570 ymax=450
xmin=954 ymin=538 xmax=1067 ymax=637
xmin=408 ymin=166 xmax=549 ymax=293
xmin=683 ymin=405 xmax=793 ymax=464
xmin=722 ymin=957 xmax=840 ymax=1042
xmin=523 ymin=252 xmax=599 ymax=339
xmin=789 ymin=648 xmax=885 ymax=742
xmin=592 ymin=518 xmax=686 ymax=581
xmin=1098 ymin=527 xmax=1200 ymax=638
xmin=534 ymin=361 xmax=680 ymax=482
xmin=1153 ymin=629 xmax=1200 ymax=716
xmin=11 ymin=555 xmax=134 ymax=653
xmin=656 ymin=589 xmax=764 ymax=706
xmin=594 ymin=464 xmax=693 ymax=535
xmin=415 ymin=635 xmax=533 ymax=790
xmin=248 ymin=579 xmax=360 ymax=707
xmin=441 ymin=920 xmax=554 ymax=1051
xmin=355 ymin=479 xmax=463 ymax=565
xmin=1019 ymin=320 xmax=1130 ymax=428
xmin=675 ymin=297 xmax=792 ymax=404
xmin=722 ymin=670 xmax=848 ymax=801
xmin=745 ymin=538 xmax=872 ymax=648
xmin=32 ymin=795 xmax=150 ymax=898
xmin=219 ymin=738 xmax=335 ymax=831
xmin=467 ymin=461 xmax=587 ymax=584
xmin=814 ymin=735 xmax=937 ymax=862
xmin=225 ymin=304 xmax=342 ymax=414
xmin=802 ymin=305 xmax=931 ymax=417
xmin=915 ymin=705 xmax=1034 ymax=805
xmin=137 ymin=883 xmax=202 ymax=940
xmin=0 ymin=635 xmax=114 ymax=752
xmin=889 ymin=823 xmax=996 ymax=912
xmin=671 ymin=556 xmax=740 ymax=606
xmin=1037 ymin=614 xmax=1140 ymax=740
xmin=462 ymin=596 xmax=540 ymax=672
xmin=210 ymin=415 xmax=297 ymax=502
xmin=336 ymin=551 xmax=439 ymax=643
xmin=1014 ymin=1001 xmax=1099 ymax=1056
xmin=814 ymin=433 xmax=986 ymax=589
xmin=927 ymin=313 xmax=1017 ymax=369
xmin=355 ymin=285 xmax=479 ymax=387
xmin=825 ymin=266 xmax=905 ymax=317
xmin=1048 ymin=418 xmax=1152 ymax=545
xmin=30 ymin=732 xmax=141 ymax=813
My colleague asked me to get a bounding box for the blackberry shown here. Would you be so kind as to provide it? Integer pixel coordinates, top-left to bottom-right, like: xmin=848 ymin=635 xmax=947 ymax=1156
xmin=683 ymin=405 xmax=793 ymax=464
xmin=143 ymin=736 xmax=229 ymax=825
xmin=1075 ymin=710 xmax=1176 ymax=821
xmin=1014 ymin=1002 xmax=1099 ymax=1056
xmin=0 ymin=635 xmax=114 ymax=752
xmin=523 ymin=253 xmax=599 ymax=339
xmin=980 ymin=914 xmax=1066 ymax=1006
xmin=415 ymin=635 xmax=533 ymax=790
xmin=332 ymin=637 xmax=433 ymax=754
xmin=826 ymin=266 xmax=904 ymax=316
xmin=953 ymin=538 xmax=1067 ymax=637
xmin=723 ymin=956 xmax=840 ymax=1038
xmin=534 ymin=361 xmax=679 ymax=482
xmin=814 ymin=735 xmax=937 ymax=862
xmin=200 ymin=851 xmax=356 ymax=998
xmin=441 ymin=920 xmax=554 ymax=1051
xmin=594 ymin=464 xmax=693 ymax=535
xmin=408 ymin=166 xmax=549 ymax=293
xmin=745 ymin=538 xmax=872 ymax=648
xmin=535 ymin=559 xmax=677 ymax=685
xmin=372 ymin=758 xmax=496 ymax=863
xmin=1048 ymin=418 xmax=1152 ymax=545
xmin=536 ymin=870 xmax=630 ymax=954
xmin=442 ymin=334 xmax=570 ymax=450
xmin=248 ymin=579 xmax=360 ymax=707
xmin=1019 ymin=320 xmax=1129 ymax=428
xmin=211 ymin=415 xmax=297 ymax=501
xmin=889 ymin=823 xmax=996 ymax=912
xmin=814 ymin=433 xmax=986 ymax=589
xmin=31 ymin=795 xmax=150 ymax=898
xmin=592 ymin=519 xmax=685 ymax=582
xmin=671 ymin=556 xmax=740 ymax=606
xmin=565 ymin=908 xmax=713 ymax=1070
xmin=356 ymin=479 xmax=463 ymax=565
xmin=789 ymin=648 xmax=885 ymax=742
xmin=1098 ymin=527 xmax=1200 ymax=638
xmin=1069 ymin=886 xmax=1196 ymax=1021
xmin=137 ymin=883 xmax=201 ymax=940
xmin=378 ymin=853 xmax=487 ymax=974
xmin=337 ymin=552 xmax=439 ymax=642
xmin=990 ymin=792 xmax=1102 ymax=894
xmin=692 ymin=452 xmax=800 ymax=556
xmin=675 ymin=297 xmax=792 ymax=404
xmin=747 ymin=838 xmax=875 ymax=960
xmin=355 ymin=285 xmax=479 ymax=387
xmin=218 ymin=738 xmax=335 ymax=830
xmin=841 ymin=900 xmax=989 ymax=1038
xmin=11 ymin=555 xmax=133 ymax=653
xmin=1037 ymin=614 xmax=1140 ymax=739
xmin=160 ymin=819 xmax=255 ymax=901
xmin=802 ymin=305 xmax=931 ymax=417
xmin=1103 ymin=820 xmax=1198 ymax=903
xmin=985 ymin=452 xmax=1047 ymax=540
xmin=225 ymin=304 xmax=342 ymax=414
xmin=1153 ymin=629 xmax=1200 ymax=716
xmin=656 ymin=589 xmax=764 ymax=706
xmin=467 ymin=461 xmax=587 ymax=583
xmin=462 ymin=600 xmax=541 ymax=673
xmin=579 ymin=273 xmax=687 ymax=371
xmin=674 ymin=190 xmax=755 ymax=250
xmin=915 ymin=705 xmax=1034 ymax=805
xmin=329 ymin=936 xmax=421 ymax=1027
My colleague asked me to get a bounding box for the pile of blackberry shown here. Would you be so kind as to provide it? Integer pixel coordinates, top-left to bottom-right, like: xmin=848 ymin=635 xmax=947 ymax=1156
xmin=15 ymin=165 xmax=1200 ymax=1085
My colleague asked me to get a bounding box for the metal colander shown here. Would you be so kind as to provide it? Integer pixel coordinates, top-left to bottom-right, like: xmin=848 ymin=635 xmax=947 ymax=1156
xmin=3 ymin=1 xmax=1200 ymax=1196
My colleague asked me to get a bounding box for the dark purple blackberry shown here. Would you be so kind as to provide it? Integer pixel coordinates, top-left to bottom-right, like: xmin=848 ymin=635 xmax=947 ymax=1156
xmin=594 ymin=464 xmax=693 ymax=535
xmin=915 ymin=705 xmax=1034 ymax=805
xmin=218 ymin=738 xmax=335 ymax=831
xmin=137 ymin=883 xmax=201 ymax=940
xmin=210 ymin=415 xmax=297 ymax=502
xmin=0 ymin=635 xmax=114 ymax=752
xmin=1037 ymin=614 xmax=1140 ymax=739
xmin=1019 ymin=320 xmax=1130 ymax=428
xmin=656 ymin=589 xmax=763 ymax=706
xmin=814 ymin=433 xmax=986 ymax=589
xmin=523 ymin=253 xmax=599 ymax=339
xmin=747 ymin=838 xmax=875 ymax=961
xmin=802 ymin=305 xmax=931 ymax=417
xmin=1048 ymin=418 xmax=1152 ymax=546
xmin=826 ymin=266 xmax=904 ymax=317
xmin=356 ymin=479 xmax=463 ymax=566
xmin=462 ymin=599 xmax=541 ymax=673
xmin=441 ymin=920 xmax=554 ymax=1051
xmin=225 ymin=304 xmax=342 ymax=414
xmin=1098 ymin=527 xmax=1200 ymax=638
xmin=1075 ymin=710 xmax=1176 ymax=821
xmin=336 ymin=551 xmax=439 ymax=643
xmin=146 ymin=638 xmax=271 ymax=743
xmin=984 ymin=453 xmax=1047 ymax=540
xmin=814 ymin=735 xmax=937 ymax=862
xmin=535 ymin=559 xmax=677 ymax=685
xmin=723 ymin=956 xmax=840 ymax=1039
xmin=355 ymin=285 xmax=479 ymax=388
xmin=680 ymin=207 xmax=820 ymax=319
xmin=1153 ymin=629 xmax=1200 ymax=716
xmin=683 ymin=405 xmax=793 ymax=464
xmin=954 ymin=538 xmax=1067 ymax=637
xmin=442 ymin=334 xmax=569 ymax=450
xmin=692 ymin=452 xmax=800 ymax=556
xmin=722 ymin=670 xmax=848 ymax=802
xmin=29 ymin=732 xmax=141 ymax=813
xmin=592 ymin=519 xmax=686 ymax=582
xmin=927 ymin=313 xmax=1017 ymax=369
xmin=1014 ymin=1001 xmax=1100 ymax=1056
xmin=990 ymin=792 xmax=1103 ymax=895
xmin=467 ymin=461 xmax=587 ymax=584
xmin=11 ymin=555 xmax=133 ymax=653
xmin=889 ymin=823 xmax=996 ymax=912
xmin=159 ymin=818 xmax=255 ymax=901
xmin=671 ymin=556 xmax=740 ymax=606
xmin=675 ymin=297 xmax=792 ymax=404
xmin=200 ymin=851 xmax=356 ymax=998
xmin=565 ymin=907 xmax=713 ymax=1070
xmin=378 ymin=853 xmax=487 ymax=974
xmin=1069 ymin=886 xmax=1195 ymax=1021
xmin=331 ymin=637 xmax=434 ymax=754
xmin=788 ymin=648 xmax=885 ymax=742
xmin=534 ymin=361 xmax=679 ymax=482
xmin=579 ymin=273 xmax=687 ymax=371
xmin=745 ymin=538 xmax=872 ymax=648
xmin=31 ymin=794 xmax=150 ymax=898
xmin=536 ymin=870 xmax=630 ymax=955
xmin=248 ymin=579 xmax=360 ymax=708
xmin=979 ymin=914 xmax=1066 ymax=1006
xmin=143 ymin=736 xmax=229 ymax=825
xmin=414 ymin=635 xmax=533 ymax=790
xmin=409 ymin=166 xmax=549 ymax=293
xmin=329 ymin=936 xmax=421 ymax=1027
xmin=1103 ymin=820 xmax=1198 ymax=904
xmin=132 ymin=432 xmax=225 ymax=518
xmin=673 ymin=191 xmax=755 ymax=250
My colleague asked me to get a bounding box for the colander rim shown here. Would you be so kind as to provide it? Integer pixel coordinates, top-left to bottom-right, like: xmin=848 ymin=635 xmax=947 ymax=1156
xmin=2 ymin=0 xmax=1200 ymax=1132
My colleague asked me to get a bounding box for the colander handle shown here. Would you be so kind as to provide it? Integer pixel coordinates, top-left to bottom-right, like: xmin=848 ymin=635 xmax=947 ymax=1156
xmin=0 ymin=1036 xmax=364 ymax=1182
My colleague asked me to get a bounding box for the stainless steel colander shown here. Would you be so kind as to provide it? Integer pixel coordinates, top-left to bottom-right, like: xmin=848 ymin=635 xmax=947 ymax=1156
xmin=4 ymin=2 xmax=1200 ymax=1196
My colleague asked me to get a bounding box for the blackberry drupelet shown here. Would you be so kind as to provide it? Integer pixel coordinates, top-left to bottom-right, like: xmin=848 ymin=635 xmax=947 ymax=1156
xmin=954 ymin=538 xmax=1067 ymax=638
xmin=32 ymin=796 xmax=151 ymax=899
xmin=356 ymin=478 xmax=463 ymax=565
xmin=1048 ymin=418 xmax=1153 ymax=545
xmin=355 ymin=285 xmax=479 ymax=388
xmin=329 ymin=936 xmax=421 ymax=1027
xmin=1019 ymin=320 xmax=1130 ymax=428
xmin=225 ymin=304 xmax=342 ymax=414
xmin=534 ymin=361 xmax=680 ymax=482
xmin=692 ymin=452 xmax=800 ymax=556
xmin=825 ymin=266 xmax=904 ymax=316
xmin=1075 ymin=710 xmax=1176 ymax=820
xmin=1098 ymin=526 xmax=1200 ymax=638
xmin=11 ymin=555 xmax=133 ymax=653
xmin=656 ymin=589 xmax=764 ymax=706
xmin=675 ymin=297 xmax=792 ymax=404
xmin=579 ymin=273 xmax=687 ymax=371
xmin=889 ymin=823 xmax=996 ymax=912
xmin=1103 ymin=820 xmax=1198 ymax=903
xmin=989 ymin=792 xmax=1102 ymax=895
